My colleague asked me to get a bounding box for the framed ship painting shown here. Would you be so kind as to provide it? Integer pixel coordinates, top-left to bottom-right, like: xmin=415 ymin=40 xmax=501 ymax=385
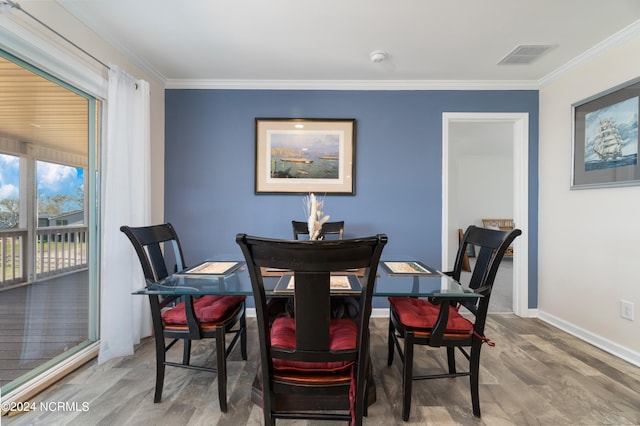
xmin=572 ymin=77 xmax=640 ymax=189
xmin=255 ymin=118 xmax=355 ymax=194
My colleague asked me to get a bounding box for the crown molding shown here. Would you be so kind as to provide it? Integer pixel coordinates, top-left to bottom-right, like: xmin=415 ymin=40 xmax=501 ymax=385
xmin=165 ymin=79 xmax=540 ymax=91
xmin=539 ymin=19 xmax=640 ymax=87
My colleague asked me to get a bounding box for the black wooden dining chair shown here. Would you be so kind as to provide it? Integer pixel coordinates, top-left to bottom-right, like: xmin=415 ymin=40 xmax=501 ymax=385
xmin=120 ymin=223 xmax=247 ymax=412
xmin=387 ymin=225 xmax=521 ymax=420
xmin=291 ymin=220 xmax=344 ymax=240
xmin=236 ymin=233 xmax=387 ymax=425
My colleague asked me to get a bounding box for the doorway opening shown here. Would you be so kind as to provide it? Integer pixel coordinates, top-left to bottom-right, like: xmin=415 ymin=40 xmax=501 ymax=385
xmin=442 ymin=113 xmax=529 ymax=317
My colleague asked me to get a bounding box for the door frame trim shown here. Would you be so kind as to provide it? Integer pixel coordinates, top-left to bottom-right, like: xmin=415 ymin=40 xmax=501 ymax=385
xmin=442 ymin=112 xmax=529 ymax=317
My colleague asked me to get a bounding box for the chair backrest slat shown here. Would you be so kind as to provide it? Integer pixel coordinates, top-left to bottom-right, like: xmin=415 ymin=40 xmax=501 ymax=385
xmin=120 ymin=223 xmax=185 ymax=282
xmin=294 ymin=271 xmax=331 ymax=350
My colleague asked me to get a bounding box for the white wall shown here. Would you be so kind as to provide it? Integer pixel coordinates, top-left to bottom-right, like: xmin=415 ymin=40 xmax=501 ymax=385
xmin=539 ymin=33 xmax=640 ymax=361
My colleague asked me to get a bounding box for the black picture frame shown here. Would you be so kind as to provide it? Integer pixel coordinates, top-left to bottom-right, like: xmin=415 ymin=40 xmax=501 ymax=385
xmin=572 ymin=77 xmax=640 ymax=189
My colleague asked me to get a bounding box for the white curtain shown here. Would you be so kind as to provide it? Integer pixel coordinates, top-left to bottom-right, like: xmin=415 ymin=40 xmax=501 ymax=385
xmin=98 ymin=66 xmax=152 ymax=364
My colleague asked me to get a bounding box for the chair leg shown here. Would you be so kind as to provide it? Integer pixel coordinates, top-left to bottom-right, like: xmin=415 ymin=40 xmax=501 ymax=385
xmin=183 ymin=339 xmax=192 ymax=365
xmin=240 ymin=310 xmax=248 ymax=360
xmin=447 ymin=346 xmax=456 ymax=374
xmin=354 ymin=408 xmax=363 ymax=426
xmin=353 ymin=359 xmax=369 ymax=426
xmin=363 ymin=382 xmax=369 ymax=418
xmin=387 ymin=318 xmax=395 ymax=366
xmin=153 ymin=335 xmax=166 ymax=403
xmin=363 ymin=359 xmax=372 ymax=418
xmin=402 ymin=331 xmax=414 ymax=421
xmin=469 ymin=341 xmax=482 ymax=417
xmin=265 ymin=412 xmax=275 ymax=426
xmin=216 ymin=326 xmax=228 ymax=413
xmin=354 ymin=385 xmax=364 ymax=426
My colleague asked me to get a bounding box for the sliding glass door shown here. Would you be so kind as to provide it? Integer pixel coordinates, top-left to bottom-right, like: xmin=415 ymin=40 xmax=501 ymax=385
xmin=0 ymin=52 xmax=99 ymax=394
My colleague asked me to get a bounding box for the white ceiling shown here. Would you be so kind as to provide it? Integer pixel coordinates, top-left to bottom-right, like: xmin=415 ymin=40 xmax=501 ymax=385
xmin=54 ymin=0 xmax=640 ymax=87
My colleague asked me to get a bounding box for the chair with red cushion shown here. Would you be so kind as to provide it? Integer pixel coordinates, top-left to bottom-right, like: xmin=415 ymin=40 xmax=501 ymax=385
xmin=236 ymin=233 xmax=387 ymax=425
xmin=120 ymin=223 xmax=246 ymax=412
xmin=387 ymin=225 xmax=521 ymax=420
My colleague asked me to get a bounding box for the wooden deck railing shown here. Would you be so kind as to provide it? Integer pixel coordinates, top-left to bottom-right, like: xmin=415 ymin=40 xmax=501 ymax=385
xmin=0 ymin=226 xmax=88 ymax=288
xmin=0 ymin=229 xmax=27 ymax=286
xmin=35 ymin=226 xmax=88 ymax=278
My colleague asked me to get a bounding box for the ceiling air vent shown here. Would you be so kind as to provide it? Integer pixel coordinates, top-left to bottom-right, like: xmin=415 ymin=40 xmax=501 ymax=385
xmin=498 ymin=44 xmax=554 ymax=65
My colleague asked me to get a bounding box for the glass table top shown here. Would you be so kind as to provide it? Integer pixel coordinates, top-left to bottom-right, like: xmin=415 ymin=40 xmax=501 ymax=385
xmin=133 ymin=259 xmax=480 ymax=300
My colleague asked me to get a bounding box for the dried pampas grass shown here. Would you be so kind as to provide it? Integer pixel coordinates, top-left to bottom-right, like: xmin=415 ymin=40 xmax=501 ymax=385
xmin=304 ymin=193 xmax=329 ymax=240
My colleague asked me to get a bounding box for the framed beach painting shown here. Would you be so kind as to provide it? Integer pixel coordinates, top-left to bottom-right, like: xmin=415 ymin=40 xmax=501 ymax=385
xmin=572 ymin=77 xmax=640 ymax=189
xmin=255 ymin=118 xmax=355 ymax=194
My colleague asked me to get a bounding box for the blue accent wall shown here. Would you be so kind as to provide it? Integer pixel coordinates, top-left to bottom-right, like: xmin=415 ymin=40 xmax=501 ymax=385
xmin=165 ymin=89 xmax=539 ymax=308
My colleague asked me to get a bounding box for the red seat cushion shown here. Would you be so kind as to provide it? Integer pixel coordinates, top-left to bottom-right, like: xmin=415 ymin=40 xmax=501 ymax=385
xmin=270 ymin=317 xmax=357 ymax=373
xmin=388 ymin=297 xmax=473 ymax=333
xmin=161 ymin=295 xmax=246 ymax=325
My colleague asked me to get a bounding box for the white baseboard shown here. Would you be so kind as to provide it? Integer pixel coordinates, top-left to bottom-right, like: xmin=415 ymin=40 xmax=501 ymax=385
xmin=371 ymin=308 xmax=390 ymax=318
xmin=538 ymin=310 xmax=640 ymax=367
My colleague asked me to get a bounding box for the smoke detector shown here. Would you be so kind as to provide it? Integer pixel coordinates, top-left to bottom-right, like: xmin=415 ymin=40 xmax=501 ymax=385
xmin=370 ymin=50 xmax=387 ymax=63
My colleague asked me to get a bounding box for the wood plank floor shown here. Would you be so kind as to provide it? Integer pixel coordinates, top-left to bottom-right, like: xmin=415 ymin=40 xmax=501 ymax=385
xmin=4 ymin=314 xmax=640 ymax=425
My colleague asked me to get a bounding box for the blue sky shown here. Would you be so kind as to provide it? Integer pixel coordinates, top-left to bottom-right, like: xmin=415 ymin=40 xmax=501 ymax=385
xmin=0 ymin=153 xmax=84 ymax=205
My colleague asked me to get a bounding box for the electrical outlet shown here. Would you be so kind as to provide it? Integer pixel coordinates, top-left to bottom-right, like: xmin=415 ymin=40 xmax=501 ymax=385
xmin=620 ymin=300 xmax=634 ymax=321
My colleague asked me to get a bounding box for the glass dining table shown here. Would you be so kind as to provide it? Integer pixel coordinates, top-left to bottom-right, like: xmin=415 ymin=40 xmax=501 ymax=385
xmin=133 ymin=257 xmax=481 ymax=341
xmin=132 ymin=257 xmax=482 ymax=411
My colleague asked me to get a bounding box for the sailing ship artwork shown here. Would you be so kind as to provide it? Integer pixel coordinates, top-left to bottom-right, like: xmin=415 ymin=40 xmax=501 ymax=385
xmin=584 ymin=97 xmax=639 ymax=172
xmin=268 ymin=130 xmax=342 ymax=180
